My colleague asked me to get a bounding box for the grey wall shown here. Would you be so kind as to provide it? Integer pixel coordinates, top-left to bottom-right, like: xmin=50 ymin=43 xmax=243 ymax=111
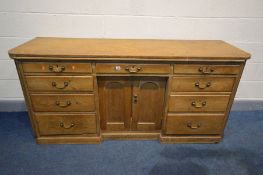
xmin=0 ymin=0 xmax=263 ymax=104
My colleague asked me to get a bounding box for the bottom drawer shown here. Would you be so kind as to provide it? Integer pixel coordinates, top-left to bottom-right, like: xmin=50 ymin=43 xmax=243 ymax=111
xmin=36 ymin=113 xmax=97 ymax=136
xmin=165 ymin=114 xmax=225 ymax=135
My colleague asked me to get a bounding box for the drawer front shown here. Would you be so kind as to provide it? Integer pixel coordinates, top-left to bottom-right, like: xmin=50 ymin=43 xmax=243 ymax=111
xmin=96 ymin=63 xmax=170 ymax=74
xmin=165 ymin=114 xmax=224 ymax=135
xmin=22 ymin=62 xmax=92 ymax=73
xmin=171 ymin=76 xmax=235 ymax=92
xmin=168 ymin=95 xmax=230 ymax=112
xmin=26 ymin=76 xmax=93 ymax=92
xmin=31 ymin=94 xmax=95 ymax=112
xmin=174 ymin=64 xmax=241 ymax=75
xmin=36 ymin=113 xmax=97 ymax=136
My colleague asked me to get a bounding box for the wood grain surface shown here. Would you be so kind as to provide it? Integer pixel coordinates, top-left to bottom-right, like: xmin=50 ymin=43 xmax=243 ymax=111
xmin=9 ymin=37 xmax=250 ymax=60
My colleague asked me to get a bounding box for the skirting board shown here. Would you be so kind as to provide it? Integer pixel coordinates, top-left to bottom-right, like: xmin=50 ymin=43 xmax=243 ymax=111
xmin=0 ymin=99 xmax=263 ymax=112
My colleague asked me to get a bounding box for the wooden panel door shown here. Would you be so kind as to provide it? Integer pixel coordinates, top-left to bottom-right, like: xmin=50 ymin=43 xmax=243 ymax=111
xmin=132 ymin=77 xmax=166 ymax=131
xmin=98 ymin=77 xmax=132 ymax=131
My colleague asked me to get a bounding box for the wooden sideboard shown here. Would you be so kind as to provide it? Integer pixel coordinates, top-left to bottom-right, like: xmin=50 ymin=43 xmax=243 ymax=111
xmin=9 ymin=37 xmax=250 ymax=144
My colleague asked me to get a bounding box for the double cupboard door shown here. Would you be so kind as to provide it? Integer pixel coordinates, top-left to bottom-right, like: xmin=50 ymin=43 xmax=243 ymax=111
xmin=98 ymin=76 xmax=166 ymax=132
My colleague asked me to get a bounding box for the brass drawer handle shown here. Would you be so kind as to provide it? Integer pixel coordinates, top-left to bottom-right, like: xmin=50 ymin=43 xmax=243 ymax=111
xmin=195 ymin=82 xmax=211 ymax=89
xmin=133 ymin=94 xmax=138 ymax=104
xmin=125 ymin=65 xmax=142 ymax=73
xmin=49 ymin=65 xmax=65 ymax=72
xmin=192 ymin=101 xmax=206 ymax=108
xmin=56 ymin=101 xmax=71 ymax=107
xmin=59 ymin=122 xmax=75 ymax=129
xmin=198 ymin=66 xmax=214 ymax=74
xmin=52 ymin=81 xmax=69 ymax=89
xmin=187 ymin=122 xmax=201 ymax=129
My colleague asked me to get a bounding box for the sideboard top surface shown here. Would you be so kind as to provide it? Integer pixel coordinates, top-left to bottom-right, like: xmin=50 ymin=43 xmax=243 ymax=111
xmin=9 ymin=37 xmax=250 ymax=60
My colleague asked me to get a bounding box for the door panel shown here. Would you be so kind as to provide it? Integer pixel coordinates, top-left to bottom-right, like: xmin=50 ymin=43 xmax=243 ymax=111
xmin=98 ymin=77 xmax=132 ymax=131
xmin=132 ymin=77 xmax=166 ymax=131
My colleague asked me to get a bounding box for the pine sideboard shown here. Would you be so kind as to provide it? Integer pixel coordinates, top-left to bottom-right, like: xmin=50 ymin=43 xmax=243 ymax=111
xmin=9 ymin=37 xmax=250 ymax=144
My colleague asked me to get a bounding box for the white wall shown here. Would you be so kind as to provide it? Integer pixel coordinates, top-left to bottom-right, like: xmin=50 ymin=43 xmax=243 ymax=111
xmin=0 ymin=0 xmax=263 ymax=101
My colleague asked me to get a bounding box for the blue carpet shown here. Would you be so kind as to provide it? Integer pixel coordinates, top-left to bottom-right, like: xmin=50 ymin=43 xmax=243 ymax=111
xmin=0 ymin=111 xmax=262 ymax=175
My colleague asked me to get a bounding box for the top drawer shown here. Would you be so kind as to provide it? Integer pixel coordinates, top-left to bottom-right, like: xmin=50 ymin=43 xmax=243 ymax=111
xmin=174 ymin=64 xmax=241 ymax=75
xmin=96 ymin=63 xmax=170 ymax=74
xmin=22 ymin=62 xmax=92 ymax=73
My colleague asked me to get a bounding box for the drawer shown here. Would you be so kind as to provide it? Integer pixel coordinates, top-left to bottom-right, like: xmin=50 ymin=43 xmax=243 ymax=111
xmin=26 ymin=76 xmax=93 ymax=92
xmin=174 ymin=64 xmax=241 ymax=75
xmin=36 ymin=113 xmax=97 ymax=136
xmin=96 ymin=63 xmax=170 ymax=74
xmin=165 ymin=114 xmax=224 ymax=135
xmin=31 ymin=94 xmax=95 ymax=112
xmin=168 ymin=95 xmax=230 ymax=112
xmin=171 ymin=76 xmax=235 ymax=92
xmin=22 ymin=62 xmax=92 ymax=73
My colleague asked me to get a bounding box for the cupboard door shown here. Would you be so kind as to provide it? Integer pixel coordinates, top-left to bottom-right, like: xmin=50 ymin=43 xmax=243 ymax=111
xmin=132 ymin=77 xmax=166 ymax=131
xmin=98 ymin=77 xmax=132 ymax=131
